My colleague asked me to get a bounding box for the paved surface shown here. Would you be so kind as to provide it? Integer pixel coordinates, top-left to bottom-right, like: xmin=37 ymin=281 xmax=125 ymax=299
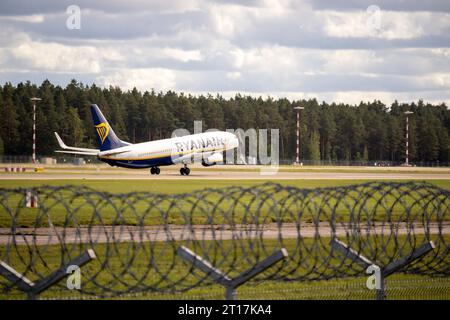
xmin=1 ymin=170 xmax=450 ymax=180
xmin=0 ymin=222 xmax=447 ymax=245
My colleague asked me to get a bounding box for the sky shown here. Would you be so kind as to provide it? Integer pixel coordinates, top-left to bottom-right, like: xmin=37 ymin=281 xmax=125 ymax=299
xmin=0 ymin=0 xmax=449 ymax=105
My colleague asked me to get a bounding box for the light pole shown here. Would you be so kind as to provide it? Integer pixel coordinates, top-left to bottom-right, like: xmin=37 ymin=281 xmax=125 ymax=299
xmin=404 ymin=111 xmax=413 ymax=166
xmin=30 ymin=97 xmax=42 ymax=165
xmin=294 ymin=106 xmax=304 ymax=165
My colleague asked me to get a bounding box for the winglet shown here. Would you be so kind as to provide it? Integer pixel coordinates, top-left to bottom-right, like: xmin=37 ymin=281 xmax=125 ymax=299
xmin=54 ymin=132 xmax=68 ymax=149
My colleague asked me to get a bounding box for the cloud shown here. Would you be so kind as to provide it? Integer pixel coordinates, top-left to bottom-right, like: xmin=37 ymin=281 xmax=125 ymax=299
xmin=0 ymin=32 xmax=124 ymax=74
xmin=309 ymin=0 xmax=450 ymax=13
xmin=0 ymin=0 xmax=202 ymax=15
xmin=321 ymin=10 xmax=450 ymax=40
xmin=0 ymin=0 xmax=449 ymax=105
xmin=0 ymin=14 xmax=45 ymax=23
xmin=163 ymin=48 xmax=203 ymax=62
xmin=96 ymin=68 xmax=177 ymax=91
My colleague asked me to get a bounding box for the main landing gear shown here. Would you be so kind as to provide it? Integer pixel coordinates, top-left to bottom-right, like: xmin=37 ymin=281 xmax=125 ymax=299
xmin=150 ymin=166 xmax=160 ymax=175
xmin=180 ymin=165 xmax=190 ymax=176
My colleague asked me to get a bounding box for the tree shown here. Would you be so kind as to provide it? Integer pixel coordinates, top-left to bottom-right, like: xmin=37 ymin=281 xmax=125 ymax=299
xmin=0 ymin=136 xmax=4 ymax=155
xmin=0 ymin=83 xmax=20 ymax=154
xmin=306 ymin=132 xmax=320 ymax=161
xmin=0 ymin=79 xmax=449 ymax=164
xmin=65 ymin=107 xmax=84 ymax=146
xmin=388 ymin=116 xmax=402 ymax=161
xmin=319 ymin=105 xmax=336 ymax=161
xmin=421 ymin=124 xmax=439 ymax=161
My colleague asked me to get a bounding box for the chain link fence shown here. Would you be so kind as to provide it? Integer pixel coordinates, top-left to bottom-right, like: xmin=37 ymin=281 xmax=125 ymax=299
xmin=0 ymin=181 xmax=448 ymax=299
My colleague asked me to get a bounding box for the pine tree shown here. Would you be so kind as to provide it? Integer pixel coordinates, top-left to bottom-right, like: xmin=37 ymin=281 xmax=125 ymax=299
xmin=0 ymin=136 xmax=4 ymax=155
xmin=65 ymin=107 xmax=84 ymax=146
xmin=0 ymin=79 xmax=449 ymax=164
xmin=307 ymin=132 xmax=321 ymax=161
xmin=319 ymin=106 xmax=336 ymax=161
xmin=0 ymin=83 xmax=20 ymax=154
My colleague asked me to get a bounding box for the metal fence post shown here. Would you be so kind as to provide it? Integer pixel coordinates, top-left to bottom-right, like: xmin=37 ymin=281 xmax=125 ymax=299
xmin=177 ymin=246 xmax=288 ymax=300
xmin=330 ymin=238 xmax=373 ymax=269
xmin=382 ymin=242 xmax=435 ymax=278
xmin=0 ymin=249 xmax=96 ymax=300
xmin=376 ymin=276 xmax=386 ymax=300
xmin=331 ymin=238 xmax=435 ymax=300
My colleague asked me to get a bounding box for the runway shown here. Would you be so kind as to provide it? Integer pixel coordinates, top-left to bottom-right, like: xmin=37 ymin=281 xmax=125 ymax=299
xmin=2 ymin=164 xmax=449 ymax=180
xmin=1 ymin=170 xmax=449 ymax=180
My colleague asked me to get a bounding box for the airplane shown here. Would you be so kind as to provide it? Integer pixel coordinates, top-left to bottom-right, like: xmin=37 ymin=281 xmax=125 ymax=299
xmin=54 ymin=104 xmax=239 ymax=175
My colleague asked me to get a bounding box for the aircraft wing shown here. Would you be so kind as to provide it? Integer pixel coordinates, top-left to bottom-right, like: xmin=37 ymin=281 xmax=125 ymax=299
xmin=54 ymin=132 xmax=99 ymax=155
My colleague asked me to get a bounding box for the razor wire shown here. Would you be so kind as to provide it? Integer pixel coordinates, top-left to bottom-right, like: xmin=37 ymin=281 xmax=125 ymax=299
xmin=0 ymin=181 xmax=448 ymax=298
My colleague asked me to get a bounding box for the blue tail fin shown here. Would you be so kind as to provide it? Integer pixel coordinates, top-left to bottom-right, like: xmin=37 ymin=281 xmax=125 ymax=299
xmin=91 ymin=104 xmax=128 ymax=151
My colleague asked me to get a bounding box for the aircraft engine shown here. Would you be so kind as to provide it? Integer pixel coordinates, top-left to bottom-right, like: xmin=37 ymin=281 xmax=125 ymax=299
xmin=201 ymin=152 xmax=223 ymax=166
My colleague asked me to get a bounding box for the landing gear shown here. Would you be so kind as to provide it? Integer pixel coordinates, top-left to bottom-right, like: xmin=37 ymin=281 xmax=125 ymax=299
xmin=150 ymin=167 xmax=160 ymax=175
xmin=180 ymin=165 xmax=190 ymax=176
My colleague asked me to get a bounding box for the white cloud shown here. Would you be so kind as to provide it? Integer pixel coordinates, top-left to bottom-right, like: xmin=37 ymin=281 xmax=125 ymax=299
xmin=321 ymin=90 xmax=450 ymax=105
xmin=322 ymin=48 xmax=450 ymax=76
xmin=96 ymin=68 xmax=176 ymax=91
xmin=4 ymin=34 xmax=125 ymax=74
xmin=198 ymin=90 xmax=450 ymax=105
xmin=11 ymin=42 xmax=102 ymax=73
xmin=0 ymin=14 xmax=44 ymax=23
xmin=0 ymin=0 xmax=449 ymax=105
xmin=229 ymin=45 xmax=302 ymax=72
xmin=321 ymin=10 xmax=450 ymax=39
xmin=209 ymin=5 xmax=239 ymax=38
xmin=162 ymin=48 xmax=202 ymax=62
xmin=226 ymin=71 xmax=241 ymax=79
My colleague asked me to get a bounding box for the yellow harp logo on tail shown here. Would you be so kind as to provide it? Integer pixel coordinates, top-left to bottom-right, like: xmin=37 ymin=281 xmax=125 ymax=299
xmin=95 ymin=122 xmax=109 ymax=144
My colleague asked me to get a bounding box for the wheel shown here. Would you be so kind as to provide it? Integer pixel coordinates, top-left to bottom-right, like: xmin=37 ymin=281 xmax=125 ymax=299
xmin=155 ymin=167 xmax=160 ymax=175
xmin=180 ymin=168 xmax=185 ymax=175
xmin=150 ymin=167 xmax=155 ymax=175
xmin=185 ymin=167 xmax=190 ymax=175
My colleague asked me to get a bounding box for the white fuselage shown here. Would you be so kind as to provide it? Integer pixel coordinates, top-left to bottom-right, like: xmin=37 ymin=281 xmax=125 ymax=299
xmin=97 ymin=131 xmax=238 ymax=168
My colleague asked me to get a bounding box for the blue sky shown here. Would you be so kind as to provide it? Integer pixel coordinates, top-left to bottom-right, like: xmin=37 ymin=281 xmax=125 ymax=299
xmin=0 ymin=0 xmax=449 ymax=104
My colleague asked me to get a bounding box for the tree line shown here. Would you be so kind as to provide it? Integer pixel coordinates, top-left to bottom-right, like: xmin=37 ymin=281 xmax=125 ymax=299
xmin=0 ymin=79 xmax=449 ymax=164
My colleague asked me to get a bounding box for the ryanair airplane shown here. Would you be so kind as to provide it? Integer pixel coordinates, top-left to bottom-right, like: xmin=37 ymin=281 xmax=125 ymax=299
xmin=54 ymin=104 xmax=239 ymax=175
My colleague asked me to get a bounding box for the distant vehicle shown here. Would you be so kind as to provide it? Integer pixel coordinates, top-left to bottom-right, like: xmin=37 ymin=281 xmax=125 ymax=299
xmin=54 ymin=104 xmax=239 ymax=175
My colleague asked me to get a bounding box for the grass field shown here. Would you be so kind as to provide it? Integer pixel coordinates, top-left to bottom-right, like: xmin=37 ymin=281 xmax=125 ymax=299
xmin=0 ymin=178 xmax=448 ymax=300
xmin=0 ymin=179 xmax=448 ymax=227
xmin=2 ymin=164 xmax=450 ymax=175
xmin=1 ymin=236 xmax=448 ymax=300
xmin=1 ymin=179 xmax=450 ymax=194
xmin=4 ymin=275 xmax=448 ymax=300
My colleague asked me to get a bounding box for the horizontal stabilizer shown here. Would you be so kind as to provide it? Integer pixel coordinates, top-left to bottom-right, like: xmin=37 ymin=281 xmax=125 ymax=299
xmin=54 ymin=132 xmax=99 ymax=153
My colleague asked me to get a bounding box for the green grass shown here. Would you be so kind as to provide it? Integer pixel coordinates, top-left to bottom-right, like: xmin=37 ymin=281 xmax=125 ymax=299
xmin=5 ymin=276 xmax=448 ymax=300
xmin=1 ymin=236 xmax=448 ymax=300
xmin=1 ymin=179 xmax=449 ymax=194
xmin=1 ymin=178 xmax=448 ymax=300
xmin=0 ymin=179 xmax=448 ymax=227
xmin=2 ymin=165 xmax=450 ymax=175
